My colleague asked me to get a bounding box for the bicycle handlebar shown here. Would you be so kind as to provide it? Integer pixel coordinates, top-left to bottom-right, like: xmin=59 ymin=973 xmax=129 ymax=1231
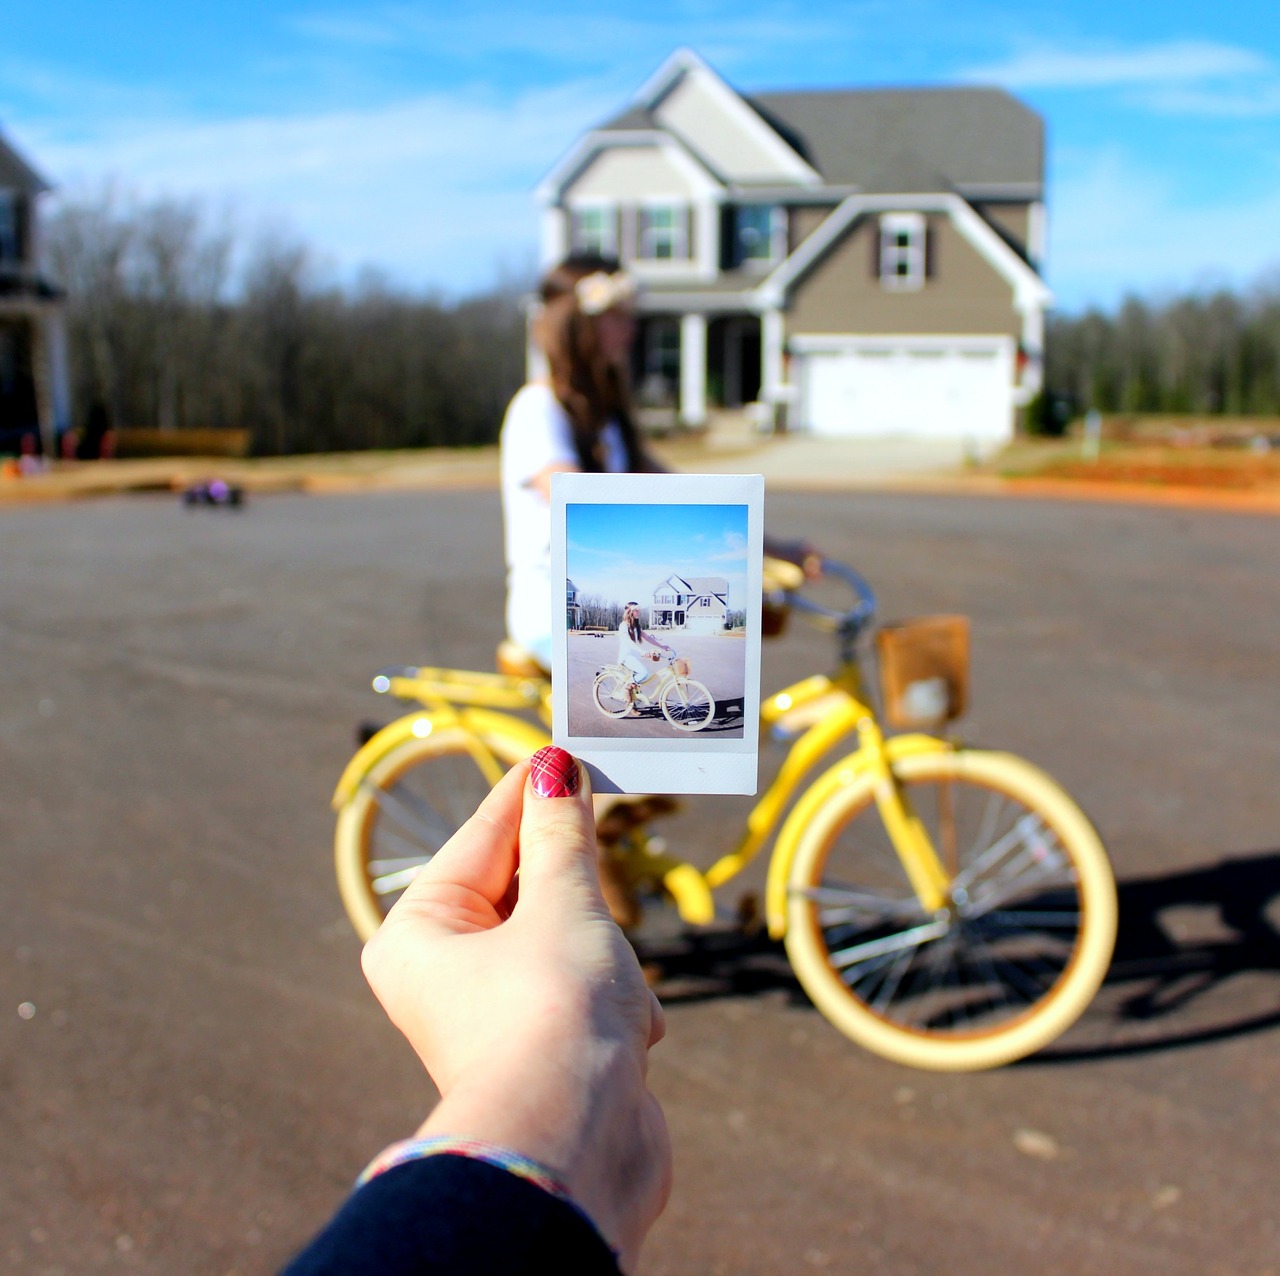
xmin=777 ymin=558 xmax=878 ymax=634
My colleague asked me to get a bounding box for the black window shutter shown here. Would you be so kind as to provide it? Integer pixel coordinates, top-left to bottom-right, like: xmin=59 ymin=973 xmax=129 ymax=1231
xmin=871 ymin=218 xmax=882 ymax=279
xmin=924 ymin=220 xmax=936 ymax=279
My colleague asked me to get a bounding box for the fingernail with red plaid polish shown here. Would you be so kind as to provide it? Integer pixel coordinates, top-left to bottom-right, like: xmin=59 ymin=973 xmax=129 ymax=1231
xmin=530 ymin=746 xmax=580 ymax=798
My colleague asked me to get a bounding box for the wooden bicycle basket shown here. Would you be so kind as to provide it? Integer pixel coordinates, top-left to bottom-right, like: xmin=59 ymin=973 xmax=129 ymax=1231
xmin=875 ymin=615 xmax=970 ymax=727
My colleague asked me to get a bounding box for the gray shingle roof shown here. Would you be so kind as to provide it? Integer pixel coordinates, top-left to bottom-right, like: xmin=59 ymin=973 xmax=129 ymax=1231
xmin=0 ymin=127 xmax=51 ymax=194
xmin=749 ymin=88 xmax=1043 ymax=192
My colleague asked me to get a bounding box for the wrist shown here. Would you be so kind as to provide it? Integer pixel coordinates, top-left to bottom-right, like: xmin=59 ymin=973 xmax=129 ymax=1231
xmin=416 ymin=1041 xmax=656 ymax=1258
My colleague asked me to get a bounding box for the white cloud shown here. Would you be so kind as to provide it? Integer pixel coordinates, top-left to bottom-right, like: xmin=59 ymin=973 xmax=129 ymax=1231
xmin=1047 ymin=147 xmax=1280 ymax=310
xmin=961 ymin=40 xmax=1272 ymax=90
xmin=28 ymin=77 xmax=622 ymax=294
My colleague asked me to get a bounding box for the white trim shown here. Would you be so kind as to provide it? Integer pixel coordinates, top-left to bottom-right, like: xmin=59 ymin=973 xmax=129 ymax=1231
xmin=790 ymin=333 xmax=1015 ymax=356
xmin=537 ymin=129 xmax=723 ymax=205
xmin=680 ymin=312 xmax=707 ymax=426
xmin=633 ymin=48 xmax=821 ymax=187
xmin=755 ymin=191 xmax=1052 ymax=312
xmin=540 ymin=207 xmax=567 ymax=268
xmin=1027 ymin=200 xmax=1046 ymax=270
xmin=878 ymin=211 xmax=927 ymax=292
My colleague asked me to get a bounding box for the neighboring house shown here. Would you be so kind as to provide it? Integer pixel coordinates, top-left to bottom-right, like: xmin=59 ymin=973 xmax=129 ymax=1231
xmin=566 ymin=578 xmax=582 ymax=629
xmin=0 ymin=125 xmax=68 ymax=456
xmin=535 ymin=49 xmax=1049 ymax=444
xmin=652 ymin=573 xmax=729 ymax=635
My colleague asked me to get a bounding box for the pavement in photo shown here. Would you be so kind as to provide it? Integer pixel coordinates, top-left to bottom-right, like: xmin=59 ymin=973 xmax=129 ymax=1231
xmin=565 ymin=630 xmax=748 ymax=738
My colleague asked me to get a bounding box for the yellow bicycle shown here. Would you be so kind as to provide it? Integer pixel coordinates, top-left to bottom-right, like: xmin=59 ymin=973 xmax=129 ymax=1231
xmin=332 ymin=562 xmax=1117 ymax=1071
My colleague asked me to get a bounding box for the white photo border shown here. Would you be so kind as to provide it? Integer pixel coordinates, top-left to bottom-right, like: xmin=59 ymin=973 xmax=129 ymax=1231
xmin=551 ymin=471 xmax=765 ymax=796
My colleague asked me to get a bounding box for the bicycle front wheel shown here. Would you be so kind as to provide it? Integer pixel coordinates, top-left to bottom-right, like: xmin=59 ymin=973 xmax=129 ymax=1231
xmin=334 ymin=727 xmax=531 ymax=941
xmin=785 ymin=749 xmax=1116 ymax=1071
xmin=593 ymin=669 xmax=633 ymax=717
xmin=659 ymin=677 xmax=715 ymax=731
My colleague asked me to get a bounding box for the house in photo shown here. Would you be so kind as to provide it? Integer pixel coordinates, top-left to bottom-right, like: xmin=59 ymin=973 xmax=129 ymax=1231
xmin=566 ymin=578 xmax=582 ymax=629
xmin=652 ymin=573 xmax=729 ymax=634
xmin=0 ymin=126 xmax=68 ymax=457
xmin=535 ymin=48 xmax=1049 ymax=446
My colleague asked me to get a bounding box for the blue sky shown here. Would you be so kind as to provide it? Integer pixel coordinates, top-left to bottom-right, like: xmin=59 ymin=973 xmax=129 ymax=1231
xmin=567 ymin=502 xmax=748 ymax=607
xmin=3 ymin=2 xmax=1279 ymax=311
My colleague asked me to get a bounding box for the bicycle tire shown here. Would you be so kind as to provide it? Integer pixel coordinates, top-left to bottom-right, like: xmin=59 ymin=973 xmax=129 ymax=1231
xmin=593 ymin=668 xmax=634 ymax=717
xmin=784 ymin=749 xmax=1117 ymax=1071
xmin=659 ymin=677 xmax=715 ymax=731
xmin=334 ymin=726 xmax=531 ymax=941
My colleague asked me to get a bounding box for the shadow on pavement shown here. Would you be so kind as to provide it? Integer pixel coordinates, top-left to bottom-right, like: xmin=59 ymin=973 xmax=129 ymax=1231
xmin=639 ymin=850 xmax=1280 ymax=1062
xmin=1035 ymin=847 xmax=1280 ymax=1063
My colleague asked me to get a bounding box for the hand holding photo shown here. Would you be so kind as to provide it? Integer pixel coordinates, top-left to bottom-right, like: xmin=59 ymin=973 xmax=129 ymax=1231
xmin=550 ymin=472 xmax=764 ymax=796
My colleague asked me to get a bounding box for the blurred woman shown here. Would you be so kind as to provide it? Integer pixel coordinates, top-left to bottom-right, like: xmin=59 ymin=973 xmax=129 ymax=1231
xmin=500 ymin=254 xmax=663 ymax=670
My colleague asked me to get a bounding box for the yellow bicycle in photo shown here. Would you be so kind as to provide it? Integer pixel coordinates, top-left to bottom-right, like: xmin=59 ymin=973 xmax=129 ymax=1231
xmin=331 ymin=561 xmax=1117 ymax=1071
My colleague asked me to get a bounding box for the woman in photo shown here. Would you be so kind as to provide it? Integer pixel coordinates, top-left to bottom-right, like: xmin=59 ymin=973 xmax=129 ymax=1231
xmin=615 ymin=602 xmax=673 ymax=717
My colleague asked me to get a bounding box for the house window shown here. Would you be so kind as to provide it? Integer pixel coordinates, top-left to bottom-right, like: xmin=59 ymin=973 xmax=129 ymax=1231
xmin=879 ymin=212 xmax=926 ymax=290
xmin=0 ymin=194 xmax=18 ymax=264
xmin=569 ymin=206 xmax=615 ymax=257
xmin=733 ymin=205 xmax=777 ymax=264
xmin=638 ymin=205 xmax=688 ymax=260
xmin=645 ymin=320 xmax=680 ymax=381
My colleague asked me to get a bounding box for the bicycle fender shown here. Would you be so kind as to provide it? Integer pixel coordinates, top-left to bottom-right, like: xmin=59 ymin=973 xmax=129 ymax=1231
xmin=330 ymin=709 xmax=549 ymax=809
xmin=763 ymin=733 xmax=953 ymax=939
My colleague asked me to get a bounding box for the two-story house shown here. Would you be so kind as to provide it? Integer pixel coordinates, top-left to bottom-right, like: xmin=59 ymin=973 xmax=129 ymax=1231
xmin=0 ymin=126 xmax=68 ymax=456
xmin=535 ymin=49 xmax=1050 ymax=444
xmin=652 ymin=573 xmax=729 ymax=634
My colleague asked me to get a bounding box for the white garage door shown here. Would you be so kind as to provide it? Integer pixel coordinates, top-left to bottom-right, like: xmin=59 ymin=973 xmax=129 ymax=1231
xmin=796 ymin=338 xmax=1014 ymax=442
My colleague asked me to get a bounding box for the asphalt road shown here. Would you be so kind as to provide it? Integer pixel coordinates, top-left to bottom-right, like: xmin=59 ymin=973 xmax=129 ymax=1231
xmin=3 ymin=488 xmax=1278 ymax=1275
xmin=566 ymin=631 xmax=748 ymax=738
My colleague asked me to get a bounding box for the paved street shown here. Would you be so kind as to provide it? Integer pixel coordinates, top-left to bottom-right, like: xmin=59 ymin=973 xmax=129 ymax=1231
xmin=3 ymin=487 xmax=1278 ymax=1275
xmin=566 ymin=631 xmax=748 ymax=738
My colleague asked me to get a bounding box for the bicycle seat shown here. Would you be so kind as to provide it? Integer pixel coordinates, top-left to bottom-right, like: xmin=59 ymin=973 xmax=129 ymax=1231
xmin=496 ymin=641 xmax=550 ymax=679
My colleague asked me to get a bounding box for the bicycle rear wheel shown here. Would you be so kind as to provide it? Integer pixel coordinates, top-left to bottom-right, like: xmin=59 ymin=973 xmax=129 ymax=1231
xmin=785 ymin=749 xmax=1116 ymax=1070
xmin=659 ymin=677 xmax=715 ymax=731
xmin=334 ymin=727 xmax=530 ymax=941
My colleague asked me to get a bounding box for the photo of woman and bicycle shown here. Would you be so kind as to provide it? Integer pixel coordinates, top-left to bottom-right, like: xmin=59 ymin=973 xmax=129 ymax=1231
xmin=561 ymin=501 xmax=751 ymax=740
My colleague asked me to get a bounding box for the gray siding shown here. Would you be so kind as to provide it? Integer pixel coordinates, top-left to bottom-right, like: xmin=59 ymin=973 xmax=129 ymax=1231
xmin=786 ymin=215 xmax=1018 ymax=338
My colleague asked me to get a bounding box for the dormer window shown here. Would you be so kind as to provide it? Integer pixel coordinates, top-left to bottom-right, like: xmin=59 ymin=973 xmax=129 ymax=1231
xmin=638 ymin=205 xmax=688 ymax=260
xmin=878 ymin=212 xmax=927 ymax=290
xmin=569 ymin=206 xmax=616 ymax=258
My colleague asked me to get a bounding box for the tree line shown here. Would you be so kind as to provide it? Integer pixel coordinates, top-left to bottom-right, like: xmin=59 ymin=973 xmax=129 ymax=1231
xmin=44 ymin=188 xmax=528 ymax=455
xmin=45 ymin=188 xmax=1280 ymax=452
xmin=1040 ymin=274 xmax=1280 ymax=428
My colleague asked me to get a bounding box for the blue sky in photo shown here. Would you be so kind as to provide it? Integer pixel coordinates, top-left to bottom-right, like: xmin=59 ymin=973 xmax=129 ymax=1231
xmin=567 ymin=502 xmax=749 ymax=609
xmin=3 ymin=2 xmax=1279 ymax=310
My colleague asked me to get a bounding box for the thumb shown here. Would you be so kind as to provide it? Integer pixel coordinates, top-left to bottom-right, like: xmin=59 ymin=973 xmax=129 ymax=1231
xmin=516 ymin=746 xmax=606 ymax=912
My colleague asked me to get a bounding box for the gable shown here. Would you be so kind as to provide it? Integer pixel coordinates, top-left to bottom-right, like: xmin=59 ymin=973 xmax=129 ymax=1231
xmin=647 ymin=60 xmax=817 ymax=186
xmin=566 ymin=142 xmax=714 ymax=203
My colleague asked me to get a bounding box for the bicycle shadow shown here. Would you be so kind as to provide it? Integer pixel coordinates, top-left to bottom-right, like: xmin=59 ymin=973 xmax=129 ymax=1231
xmin=1035 ymin=846 xmax=1280 ymax=1063
xmin=642 ymin=849 xmax=1280 ymax=1062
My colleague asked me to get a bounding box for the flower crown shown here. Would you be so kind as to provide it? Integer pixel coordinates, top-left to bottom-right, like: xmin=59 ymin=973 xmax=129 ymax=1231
xmin=574 ymin=270 xmax=637 ymax=316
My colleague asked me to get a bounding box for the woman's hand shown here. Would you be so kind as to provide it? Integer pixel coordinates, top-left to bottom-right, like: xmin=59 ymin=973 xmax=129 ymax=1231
xmin=360 ymin=749 xmax=671 ymax=1272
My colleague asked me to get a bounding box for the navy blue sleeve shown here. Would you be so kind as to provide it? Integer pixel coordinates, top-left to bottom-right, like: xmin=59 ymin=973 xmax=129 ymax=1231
xmin=280 ymin=1154 xmax=621 ymax=1275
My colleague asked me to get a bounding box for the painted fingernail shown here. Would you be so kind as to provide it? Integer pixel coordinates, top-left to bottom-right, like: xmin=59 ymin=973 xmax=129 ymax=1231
xmin=529 ymin=746 xmax=580 ymax=798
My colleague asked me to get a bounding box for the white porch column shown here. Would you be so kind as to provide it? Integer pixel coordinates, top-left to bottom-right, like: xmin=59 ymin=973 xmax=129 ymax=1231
xmin=679 ymin=312 xmax=707 ymax=428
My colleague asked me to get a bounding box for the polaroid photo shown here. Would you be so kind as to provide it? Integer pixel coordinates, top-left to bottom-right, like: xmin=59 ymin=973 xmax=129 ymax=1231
xmin=550 ymin=471 xmax=765 ymax=796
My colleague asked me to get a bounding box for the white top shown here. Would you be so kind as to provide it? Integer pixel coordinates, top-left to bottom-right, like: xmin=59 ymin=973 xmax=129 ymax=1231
xmin=499 ymin=383 xmax=627 ymax=654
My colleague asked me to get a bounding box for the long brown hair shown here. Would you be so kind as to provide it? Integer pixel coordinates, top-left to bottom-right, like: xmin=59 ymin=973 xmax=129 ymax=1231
xmin=535 ymin=254 xmax=644 ymax=473
xmin=624 ymin=602 xmax=643 ymax=642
